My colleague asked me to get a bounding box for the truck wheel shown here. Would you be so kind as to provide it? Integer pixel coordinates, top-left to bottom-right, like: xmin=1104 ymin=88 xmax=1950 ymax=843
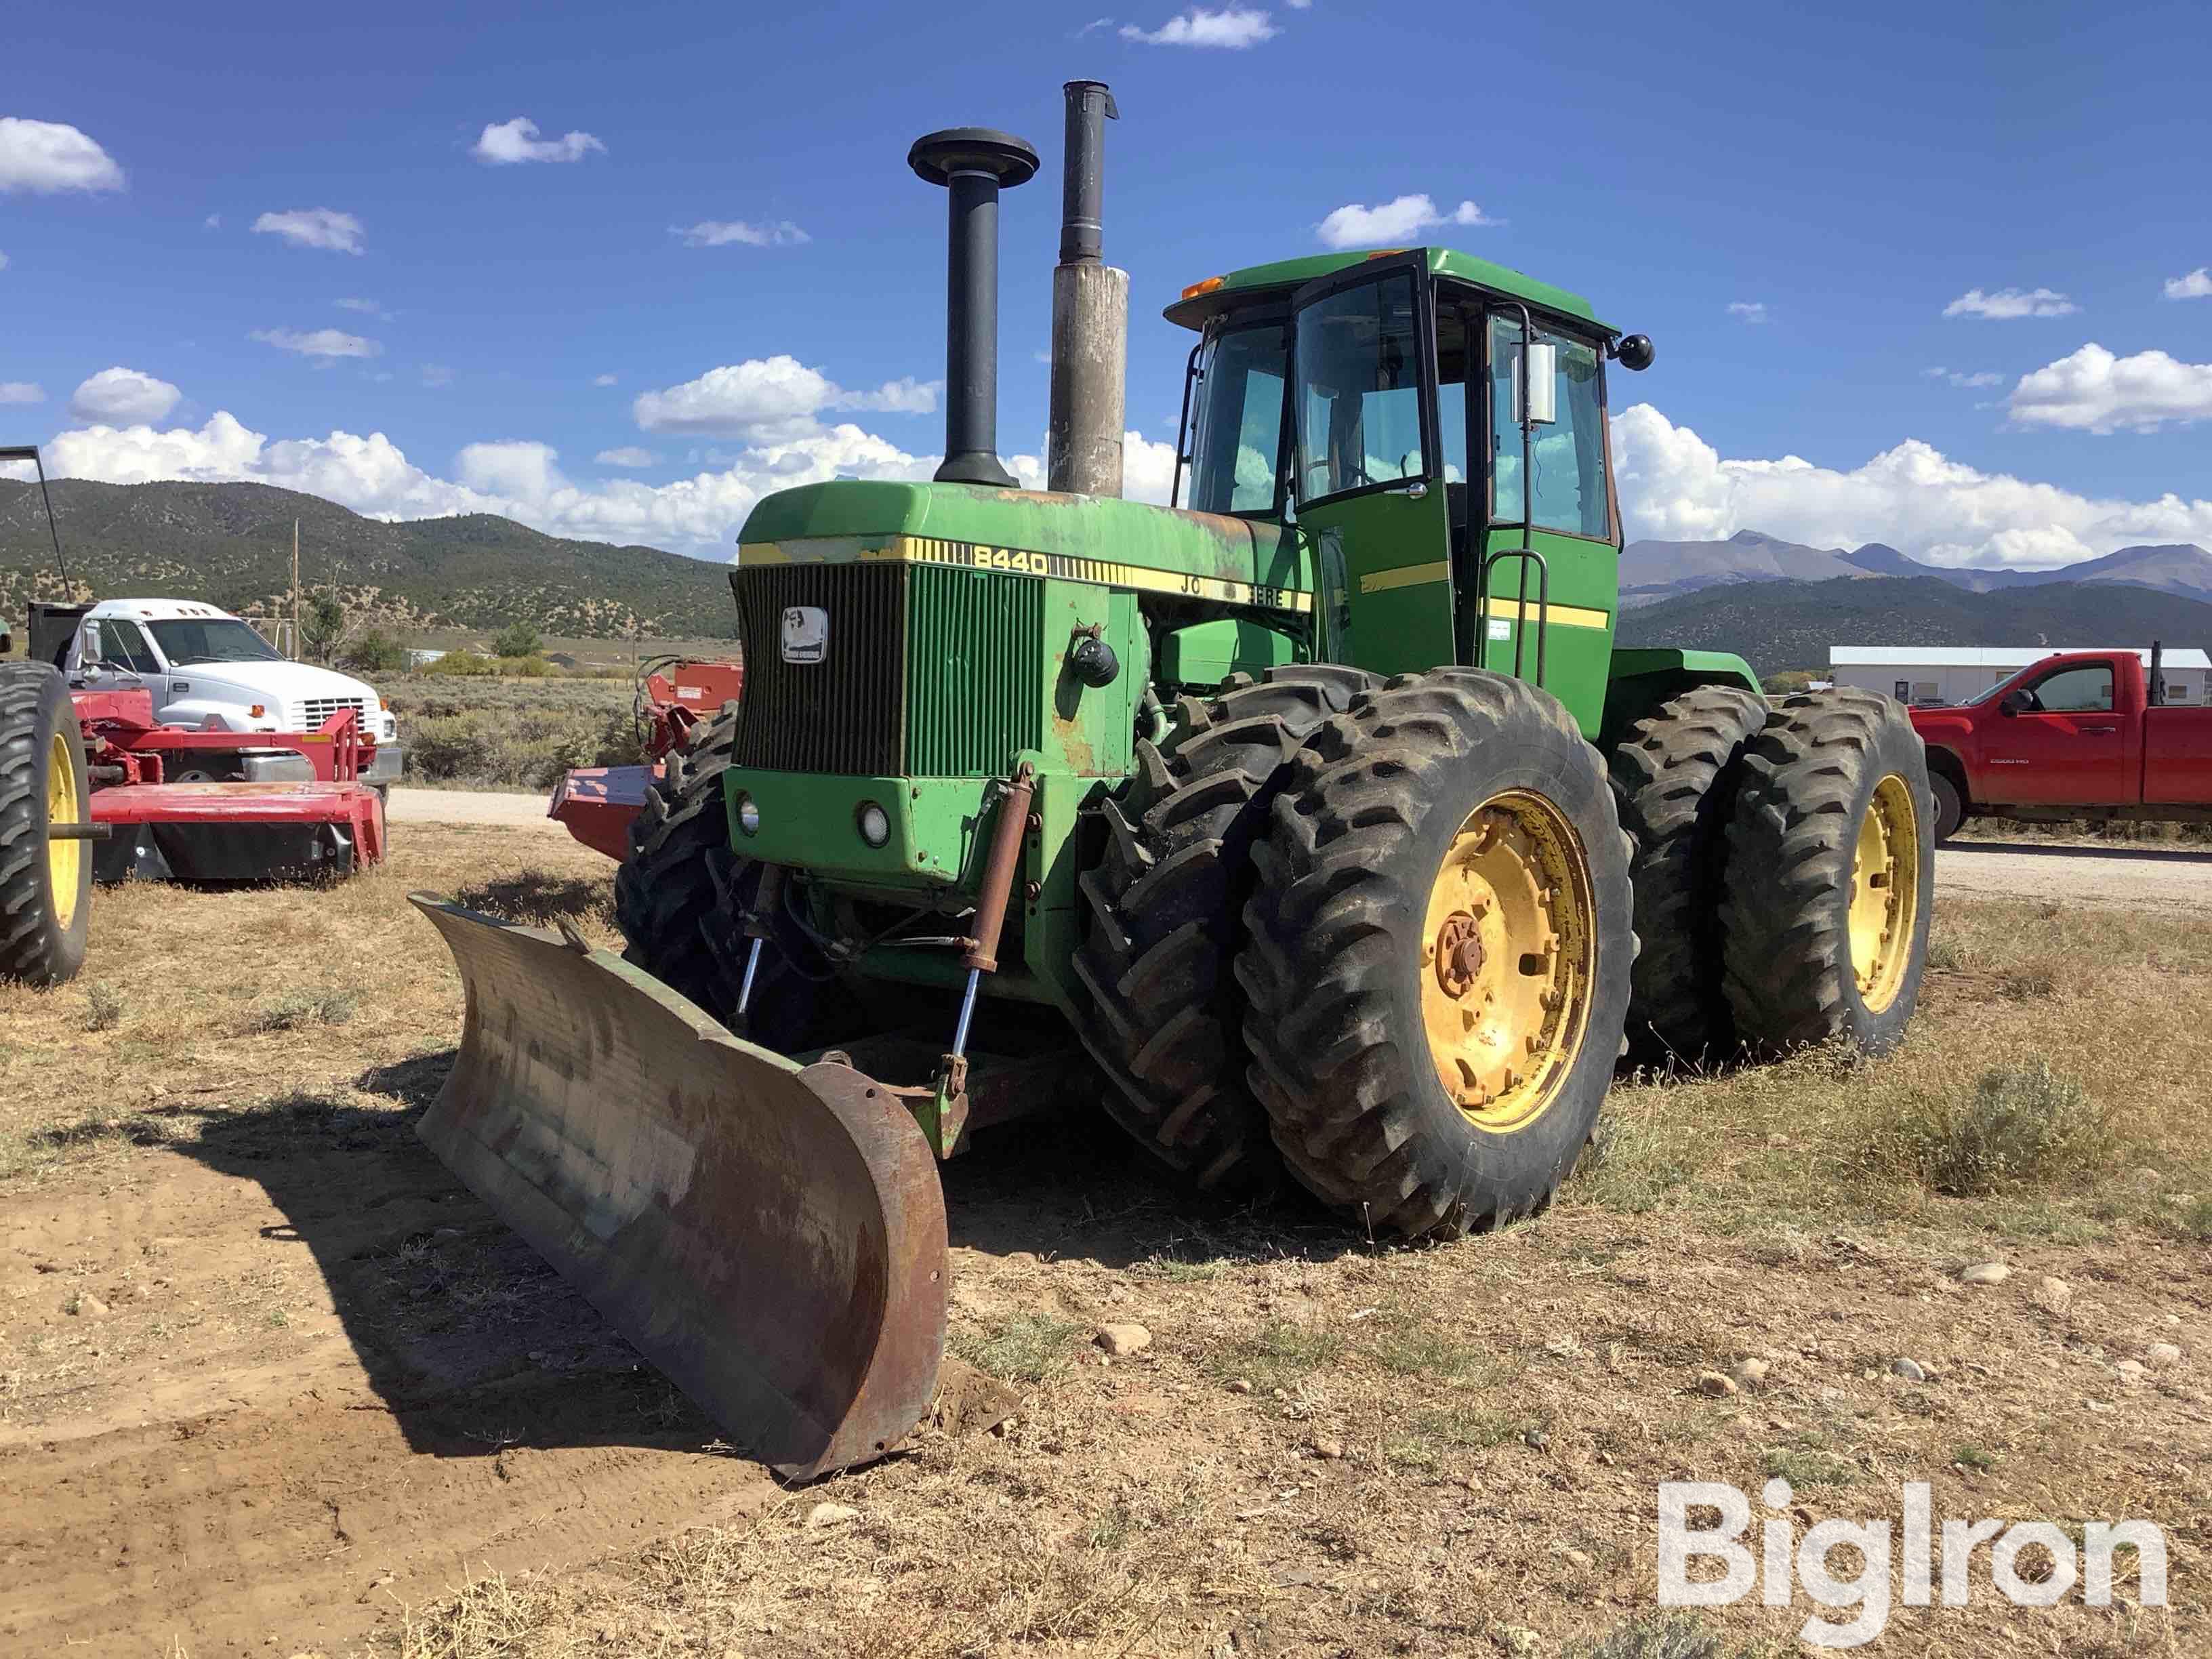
xmin=614 ymin=713 xmax=823 ymax=1048
xmin=1237 ymin=670 xmax=1634 ymax=1237
xmin=1072 ymin=665 xmax=1378 ymax=1189
xmin=1721 ymin=689 xmax=1934 ymax=1056
xmin=1928 ymin=771 xmax=1963 ymax=844
xmin=0 ymin=663 xmax=92 ymax=987
xmin=1608 ymin=686 xmax=1766 ymax=1063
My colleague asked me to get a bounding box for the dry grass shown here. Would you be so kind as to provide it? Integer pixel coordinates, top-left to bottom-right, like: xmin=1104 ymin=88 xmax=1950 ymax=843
xmin=1 ymin=848 xmax=2207 ymax=1656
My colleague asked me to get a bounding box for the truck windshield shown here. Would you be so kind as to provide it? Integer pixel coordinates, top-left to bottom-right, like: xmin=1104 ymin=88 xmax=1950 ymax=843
xmin=146 ymin=618 xmax=288 ymax=666
xmin=1183 ymin=319 xmax=1288 ymax=514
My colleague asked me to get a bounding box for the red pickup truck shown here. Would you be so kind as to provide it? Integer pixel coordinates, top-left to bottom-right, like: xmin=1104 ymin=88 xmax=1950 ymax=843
xmin=1910 ymin=647 xmax=2212 ymax=841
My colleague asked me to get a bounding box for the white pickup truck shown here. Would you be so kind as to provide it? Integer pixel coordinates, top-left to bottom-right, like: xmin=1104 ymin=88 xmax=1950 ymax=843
xmin=66 ymin=598 xmax=404 ymax=787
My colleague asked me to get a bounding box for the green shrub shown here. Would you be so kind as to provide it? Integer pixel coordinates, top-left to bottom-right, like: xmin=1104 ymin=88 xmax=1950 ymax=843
xmin=1878 ymin=1061 xmax=2116 ymax=1197
xmin=418 ymin=650 xmax=499 ymax=676
xmin=493 ymin=621 xmax=544 ymax=659
xmin=340 ymin=630 xmax=409 ymax=673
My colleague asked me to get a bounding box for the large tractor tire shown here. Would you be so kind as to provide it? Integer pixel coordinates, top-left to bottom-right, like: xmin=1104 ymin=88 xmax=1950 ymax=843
xmin=1237 ymin=669 xmax=1634 ymax=1237
xmin=1072 ymin=665 xmax=1378 ymax=1189
xmin=1721 ymin=689 xmax=1934 ymax=1056
xmin=1 ymin=662 xmax=92 ymax=987
xmin=1608 ymin=686 xmax=1766 ymax=1063
xmin=613 ymin=712 xmax=823 ymax=1050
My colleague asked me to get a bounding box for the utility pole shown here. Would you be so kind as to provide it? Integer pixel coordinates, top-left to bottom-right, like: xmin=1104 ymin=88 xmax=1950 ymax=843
xmin=291 ymin=518 xmax=300 ymax=659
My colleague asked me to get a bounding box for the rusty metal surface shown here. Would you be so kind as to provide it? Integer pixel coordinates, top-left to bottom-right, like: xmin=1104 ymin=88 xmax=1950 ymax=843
xmin=409 ymin=894 xmax=948 ymax=1481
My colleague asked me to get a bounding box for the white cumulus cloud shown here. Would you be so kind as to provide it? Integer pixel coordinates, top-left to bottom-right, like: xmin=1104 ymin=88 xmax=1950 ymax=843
xmin=2006 ymin=342 xmax=2212 ymax=434
xmin=335 ymin=296 xmax=392 ymax=319
xmin=2163 ymin=266 xmax=2212 ymax=301
xmin=471 ymin=117 xmax=607 ymax=165
xmin=22 ymin=401 xmax=1183 ymax=556
xmin=1121 ymin=7 xmax=1277 ymax=46
xmin=0 ymin=117 xmax=124 ymax=194
xmin=673 ymin=219 xmax=811 ymax=248
xmin=595 ymin=447 xmax=660 ymax=468
xmin=633 ymin=356 xmax=938 ymax=439
xmin=592 ymin=373 xmax=619 ymax=387
xmin=251 ymin=326 xmax=382 ymax=360
xmin=1727 ymin=301 xmax=1767 ymax=324
xmin=1611 ymin=401 xmax=2212 ymax=569
xmin=68 ymin=367 xmax=181 ymax=424
xmin=1943 ymin=286 xmax=2076 ymax=320
xmin=253 ymin=207 xmax=365 ymax=254
xmin=1315 ymin=194 xmax=1494 ymax=249
xmin=0 ymin=381 xmax=43 ymax=404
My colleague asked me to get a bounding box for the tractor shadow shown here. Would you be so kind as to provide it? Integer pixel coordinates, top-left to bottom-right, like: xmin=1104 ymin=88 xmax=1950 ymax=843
xmin=160 ymin=1054 xmax=729 ymax=1462
xmin=447 ymin=872 xmax=612 ymax=924
xmin=156 ymin=1048 xmax=1349 ymax=1464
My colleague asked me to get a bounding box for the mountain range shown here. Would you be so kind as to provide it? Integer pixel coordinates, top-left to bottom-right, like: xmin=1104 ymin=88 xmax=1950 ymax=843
xmin=1621 ymin=529 xmax=2212 ymax=607
xmin=0 ymin=478 xmax=739 ymax=640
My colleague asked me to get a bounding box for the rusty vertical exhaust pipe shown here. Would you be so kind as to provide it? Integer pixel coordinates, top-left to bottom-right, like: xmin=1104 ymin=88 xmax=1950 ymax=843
xmin=1047 ymin=82 xmax=1128 ymax=498
xmin=909 ymin=128 xmax=1039 ymax=489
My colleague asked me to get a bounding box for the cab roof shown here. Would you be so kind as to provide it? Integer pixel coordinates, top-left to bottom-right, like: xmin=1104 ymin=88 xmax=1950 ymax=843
xmin=87 ymin=598 xmax=240 ymax=621
xmin=1162 ymin=246 xmax=1610 ymax=335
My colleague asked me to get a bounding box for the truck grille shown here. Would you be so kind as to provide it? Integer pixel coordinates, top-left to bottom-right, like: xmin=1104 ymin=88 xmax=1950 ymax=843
xmin=730 ymin=562 xmax=1043 ymax=777
xmin=289 ymin=696 xmax=369 ymax=731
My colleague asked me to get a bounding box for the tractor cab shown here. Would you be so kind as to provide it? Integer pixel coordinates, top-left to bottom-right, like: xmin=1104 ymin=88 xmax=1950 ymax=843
xmin=1167 ymin=247 xmax=1650 ymax=733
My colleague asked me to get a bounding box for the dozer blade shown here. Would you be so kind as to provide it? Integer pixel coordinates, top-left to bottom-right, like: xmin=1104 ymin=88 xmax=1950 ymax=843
xmin=408 ymin=893 xmax=947 ymax=1481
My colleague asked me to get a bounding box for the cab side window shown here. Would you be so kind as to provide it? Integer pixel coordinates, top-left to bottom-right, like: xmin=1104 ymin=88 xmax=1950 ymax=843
xmin=96 ymin=619 xmax=160 ymax=674
xmin=2025 ymin=665 xmax=2112 ymax=713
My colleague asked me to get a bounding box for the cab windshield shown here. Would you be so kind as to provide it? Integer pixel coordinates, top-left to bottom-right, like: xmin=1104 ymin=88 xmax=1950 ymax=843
xmin=1183 ymin=319 xmax=1288 ymax=515
xmin=146 ymin=617 xmax=288 ymax=666
xmin=1294 ymin=272 xmax=1425 ymax=503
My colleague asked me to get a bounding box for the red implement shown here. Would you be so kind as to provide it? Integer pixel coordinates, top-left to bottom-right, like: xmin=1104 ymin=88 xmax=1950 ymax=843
xmin=91 ymin=780 xmax=385 ymax=881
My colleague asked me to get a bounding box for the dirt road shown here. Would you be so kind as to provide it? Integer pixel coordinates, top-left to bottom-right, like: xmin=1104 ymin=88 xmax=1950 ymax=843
xmin=1935 ymin=836 xmax=2212 ymax=914
xmin=388 ymin=790 xmax=2212 ymax=914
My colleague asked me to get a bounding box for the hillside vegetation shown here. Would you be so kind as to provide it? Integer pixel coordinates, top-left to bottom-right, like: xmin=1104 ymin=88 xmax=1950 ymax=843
xmin=0 ymin=478 xmax=737 ymax=640
xmin=1616 ymin=574 xmax=2212 ymax=675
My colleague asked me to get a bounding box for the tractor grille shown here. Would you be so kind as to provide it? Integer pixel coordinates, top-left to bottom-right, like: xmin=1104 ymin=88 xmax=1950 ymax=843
xmin=906 ymin=562 xmax=1044 ymax=777
xmin=288 ymin=695 xmax=369 ymax=731
xmin=730 ymin=560 xmax=1044 ymax=777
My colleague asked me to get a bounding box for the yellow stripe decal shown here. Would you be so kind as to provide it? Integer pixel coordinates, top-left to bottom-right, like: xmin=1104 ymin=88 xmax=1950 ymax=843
xmin=741 ymin=534 xmax=1311 ymax=614
xmin=1359 ymin=560 xmax=1452 ymax=594
xmin=1483 ymin=595 xmax=1610 ymax=631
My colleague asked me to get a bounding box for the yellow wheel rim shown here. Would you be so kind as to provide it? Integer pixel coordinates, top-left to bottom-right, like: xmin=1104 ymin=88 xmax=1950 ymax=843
xmin=46 ymin=732 xmax=83 ymax=930
xmin=1418 ymin=790 xmax=1596 ymax=1134
xmin=1848 ymin=774 xmax=1919 ymax=1013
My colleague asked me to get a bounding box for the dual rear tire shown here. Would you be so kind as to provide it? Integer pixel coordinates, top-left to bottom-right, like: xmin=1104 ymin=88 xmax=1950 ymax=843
xmin=1612 ymin=686 xmax=1934 ymax=1061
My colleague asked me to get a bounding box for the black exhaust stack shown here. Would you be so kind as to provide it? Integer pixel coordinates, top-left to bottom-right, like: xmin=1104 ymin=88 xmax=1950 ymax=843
xmin=1047 ymin=82 xmax=1127 ymax=498
xmin=909 ymin=127 xmax=1039 ymax=489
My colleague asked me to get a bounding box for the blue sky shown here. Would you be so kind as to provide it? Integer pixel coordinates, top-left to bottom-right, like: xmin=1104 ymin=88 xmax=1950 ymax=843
xmin=3 ymin=0 xmax=2210 ymax=567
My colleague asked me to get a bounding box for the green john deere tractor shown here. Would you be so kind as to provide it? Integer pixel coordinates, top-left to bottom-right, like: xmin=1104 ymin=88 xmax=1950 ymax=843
xmin=411 ymin=94 xmax=1933 ymax=1479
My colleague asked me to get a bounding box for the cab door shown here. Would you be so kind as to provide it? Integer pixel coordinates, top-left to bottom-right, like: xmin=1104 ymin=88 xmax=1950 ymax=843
xmin=1287 ymin=255 xmax=1454 ymax=676
xmin=1985 ymin=658 xmax=2129 ymax=805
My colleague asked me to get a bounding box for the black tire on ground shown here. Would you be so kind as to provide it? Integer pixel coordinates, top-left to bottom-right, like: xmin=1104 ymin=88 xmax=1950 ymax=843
xmin=1236 ymin=669 xmax=1635 ymax=1239
xmin=0 ymin=662 xmax=92 ymax=987
xmin=612 ymin=715 xmax=823 ymax=1050
xmin=1071 ymin=664 xmax=1380 ymax=1190
xmin=1721 ymin=688 xmax=1935 ymax=1057
xmin=1928 ymin=770 xmax=1963 ymax=844
xmin=1607 ymin=685 xmax=1767 ymax=1063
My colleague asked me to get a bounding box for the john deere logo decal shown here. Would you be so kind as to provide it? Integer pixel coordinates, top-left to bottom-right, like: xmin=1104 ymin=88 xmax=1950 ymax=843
xmin=780 ymin=605 xmax=827 ymax=665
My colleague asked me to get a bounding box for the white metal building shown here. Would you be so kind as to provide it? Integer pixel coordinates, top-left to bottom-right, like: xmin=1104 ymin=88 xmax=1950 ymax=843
xmin=1828 ymin=646 xmax=2211 ymax=707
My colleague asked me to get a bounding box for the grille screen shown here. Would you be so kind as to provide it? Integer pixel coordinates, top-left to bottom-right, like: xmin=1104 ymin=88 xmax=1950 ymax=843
xmin=728 ymin=560 xmax=1046 ymax=777
xmin=906 ymin=563 xmax=1045 ymax=777
xmin=730 ymin=563 xmax=907 ymax=776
